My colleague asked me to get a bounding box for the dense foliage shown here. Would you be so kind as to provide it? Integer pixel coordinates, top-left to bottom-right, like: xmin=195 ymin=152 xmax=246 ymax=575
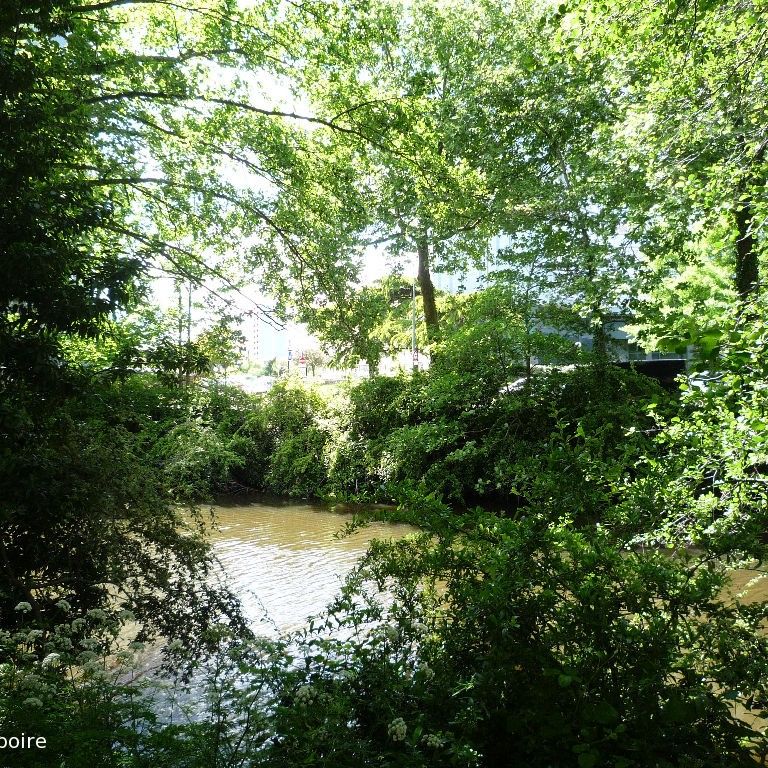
xmin=3 ymin=0 xmax=768 ymax=765
xmin=5 ymin=350 xmax=767 ymax=766
xmin=0 ymin=1 xmax=251 ymax=659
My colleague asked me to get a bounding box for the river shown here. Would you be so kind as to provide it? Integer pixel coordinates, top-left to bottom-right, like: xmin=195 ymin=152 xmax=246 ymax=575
xmin=208 ymin=496 xmax=415 ymax=635
xmin=135 ymin=497 xmax=413 ymax=719
xmin=145 ymin=497 xmax=768 ymax=736
xmin=206 ymin=497 xmax=768 ymax=634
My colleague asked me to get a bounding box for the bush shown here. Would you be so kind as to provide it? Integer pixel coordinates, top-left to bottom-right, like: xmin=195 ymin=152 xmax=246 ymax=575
xmin=229 ymin=408 xmax=275 ymax=490
xmin=253 ymin=503 xmax=768 ymax=768
xmin=333 ymin=364 xmax=667 ymax=510
xmin=0 ymin=382 xmax=244 ymax=662
xmin=262 ymin=380 xmax=327 ymax=439
xmin=346 ymin=375 xmax=419 ymax=440
xmin=150 ymin=420 xmax=244 ymax=500
xmin=266 ymin=427 xmax=329 ymax=497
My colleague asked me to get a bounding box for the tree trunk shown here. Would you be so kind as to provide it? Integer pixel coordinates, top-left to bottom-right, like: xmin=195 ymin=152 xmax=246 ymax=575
xmin=416 ymin=234 xmax=440 ymax=341
xmin=733 ymin=130 xmax=765 ymax=300
xmin=592 ymin=315 xmax=609 ymax=362
xmin=734 ymin=191 xmax=759 ymax=299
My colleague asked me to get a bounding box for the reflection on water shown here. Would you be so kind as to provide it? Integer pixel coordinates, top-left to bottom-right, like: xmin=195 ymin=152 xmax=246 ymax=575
xmin=209 ymin=496 xmax=414 ymax=634
xmin=148 ymin=499 xmax=768 ymax=734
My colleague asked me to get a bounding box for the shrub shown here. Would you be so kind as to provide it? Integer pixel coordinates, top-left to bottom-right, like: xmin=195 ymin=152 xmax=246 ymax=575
xmin=345 ymin=374 xmax=419 ymax=440
xmin=150 ymin=420 xmax=244 ymax=500
xmin=336 ymin=364 xmax=667 ymax=510
xmin=229 ymin=408 xmax=275 ymax=490
xmin=255 ymin=503 xmax=768 ymax=768
xmin=266 ymin=427 xmax=330 ymax=498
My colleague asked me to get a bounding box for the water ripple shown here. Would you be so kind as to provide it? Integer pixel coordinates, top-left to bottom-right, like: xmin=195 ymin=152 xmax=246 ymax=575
xmin=209 ymin=499 xmax=414 ymax=634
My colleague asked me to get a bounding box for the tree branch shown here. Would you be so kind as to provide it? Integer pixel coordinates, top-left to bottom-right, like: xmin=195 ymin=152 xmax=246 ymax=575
xmin=79 ymin=91 xmax=428 ymax=171
xmin=103 ymin=223 xmax=285 ymax=329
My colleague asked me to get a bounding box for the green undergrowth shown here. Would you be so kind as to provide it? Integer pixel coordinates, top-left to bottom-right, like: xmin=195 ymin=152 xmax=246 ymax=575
xmin=5 ymin=331 xmax=768 ymax=767
xmin=115 ymin=361 xmax=671 ymax=526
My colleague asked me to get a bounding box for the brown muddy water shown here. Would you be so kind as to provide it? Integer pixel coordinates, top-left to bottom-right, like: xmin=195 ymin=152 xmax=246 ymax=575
xmin=206 ymin=497 xmax=768 ymax=631
xmin=144 ymin=497 xmax=768 ymax=747
xmin=134 ymin=498 xmax=414 ymax=713
xmin=208 ymin=496 xmax=415 ymax=634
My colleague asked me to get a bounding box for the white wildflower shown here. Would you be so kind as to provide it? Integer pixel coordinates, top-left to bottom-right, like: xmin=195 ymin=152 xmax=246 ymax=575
xmin=734 ymin=618 xmax=751 ymax=631
xmin=14 ymin=602 xmax=32 ymax=613
xmin=294 ymin=684 xmax=316 ymax=708
xmin=22 ymin=697 xmax=44 ymax=709
xmin=55 ymin=599 xmax=71 ymax=612
xmin=41 ymin=653 xmax=61 ymax=669
xmin=421 ymin=733 xmax=444 ymax=748
xmin=387 ymin=717 xmax=407 ymax=742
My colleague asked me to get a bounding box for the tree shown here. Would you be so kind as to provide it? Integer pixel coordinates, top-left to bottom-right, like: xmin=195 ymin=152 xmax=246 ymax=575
xmin=429 ymin=284 xmax=583 ymax=403
xmin=2 ymin=0 xmax=407 ymax=379
xmin=263 ymin=358 xmax=279 ymax=378
xmin=0 ymin=1 xmax=140 ymax=388
xmin=459 ymin=2 xmax=648 ymax=359
xmin=304 ymin=347 xmax=327 ymax=377
xmin=281 ymin=0 xmax=505 ymax=345
xmin=305 ymin=283 xmax=391 ymax=377
xmin=196 ymin=317 xmax=245 ymax=375
xmin=0 ymin=0 xmax=321 ymax=649
xmin=281 ymin=0 xmax=651 ymax=357
xmin=561 ymin=0 xmax=768 ymax=351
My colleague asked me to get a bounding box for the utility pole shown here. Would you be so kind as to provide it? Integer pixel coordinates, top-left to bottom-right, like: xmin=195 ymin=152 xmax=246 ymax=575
xmin=254 ymin=313 xmax=260 ymax=361
xmin=176 ymin=281 xmax=184 ymax=388
xmin=177 ymin=282 xmax=183 ymax=346
xmin=412 ymin=278 xmax=418 ymax=373
xmin=188 ymin=193 xmax=199 ymax=347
